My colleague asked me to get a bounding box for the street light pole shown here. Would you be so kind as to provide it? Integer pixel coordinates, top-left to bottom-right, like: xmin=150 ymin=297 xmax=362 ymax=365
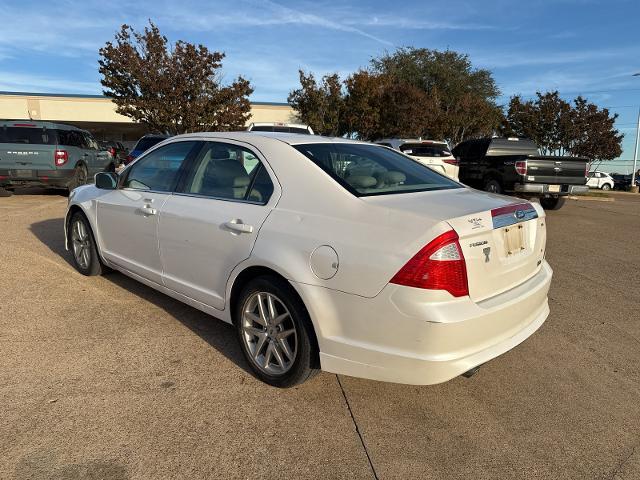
xmin=632 ymin=73 xmax=640 ymax=192
xmin=633 ymin=106 xmax=640 ymax=192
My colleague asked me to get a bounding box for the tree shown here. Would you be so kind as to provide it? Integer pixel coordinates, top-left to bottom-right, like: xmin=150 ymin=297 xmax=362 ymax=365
xmin=287 ymin=70 xmax=344 ymax=136
xmin=371 ymin=48 xmax=503 ymax=144
xmin=288 ymin=47 xmax=503 ymax=143
xmin=99 ymin=22 xmax=253 ymax=135
xmin=503 ymin=91 xmax=623 ymax=160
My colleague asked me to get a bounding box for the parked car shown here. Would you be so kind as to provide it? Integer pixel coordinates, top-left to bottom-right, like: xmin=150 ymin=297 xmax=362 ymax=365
xmin=452 ymin=137 xmax=589 ymax=210
xmin=65 ymin=132 xmax=551 ymax=387
xmin=99 ymin=140 xmax=128 ymax=163
xmin=247 ymin=122 xmax=314 ymax=134
xmin=611 ymin=172 xmax=640 ymax=190
xmin=375 ymin=139 xmax=459 ymax=180
xmin=587 ymin=171 xmax=614 ymax=190
xmin=125 ymin=134 xmax=170 ymax=164
xmin=0 ymin=120 xmax=114 ymax=196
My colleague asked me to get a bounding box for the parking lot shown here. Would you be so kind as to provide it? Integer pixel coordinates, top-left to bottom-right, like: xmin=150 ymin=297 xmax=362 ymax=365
xmin=0 ymin=191 xmax=638 ymax=480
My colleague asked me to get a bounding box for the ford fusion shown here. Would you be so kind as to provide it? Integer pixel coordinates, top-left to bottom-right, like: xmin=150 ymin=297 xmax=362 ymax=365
xmin=65 ymin=133 xmax=552 ymax=387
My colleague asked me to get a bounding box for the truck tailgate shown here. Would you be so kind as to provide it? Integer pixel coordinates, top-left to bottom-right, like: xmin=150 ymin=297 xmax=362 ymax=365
xmin=526 ymin=156 xmax=587 ymax=185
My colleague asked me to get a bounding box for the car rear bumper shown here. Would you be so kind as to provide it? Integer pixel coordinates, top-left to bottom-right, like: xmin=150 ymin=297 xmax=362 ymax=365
xmin=0 ymin=169 xmax=74 ymax=188
xmin=294 ymin=261 xmax=552 ymax=385
xmin=513 ymin=183 xmax=588 ymax=195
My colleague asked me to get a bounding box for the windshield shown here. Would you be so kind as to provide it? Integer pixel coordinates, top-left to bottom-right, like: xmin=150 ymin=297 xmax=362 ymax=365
xmin=135 ymin=137 xmax=166 ymax=152
xmin=251 ymin=126 xmax=311 ymax=134
xmin=293 ymin=143 xmax=461 ymax=196
xmin=399 ymin=143 xmax=451 ymax=157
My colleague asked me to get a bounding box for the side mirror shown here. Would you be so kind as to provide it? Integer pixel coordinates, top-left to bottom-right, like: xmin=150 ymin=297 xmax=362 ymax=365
xmin=95 ymin=171 xmax=118 ymax=190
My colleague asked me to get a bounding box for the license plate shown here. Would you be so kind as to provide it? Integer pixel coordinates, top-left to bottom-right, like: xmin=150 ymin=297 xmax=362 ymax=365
xmin=12 ymin=169 xmax=32 ymax=177
xmin=549 ymin=184 xmax=561 ymax=193
xmin=504 ymin=224 xmax=526 ymax=256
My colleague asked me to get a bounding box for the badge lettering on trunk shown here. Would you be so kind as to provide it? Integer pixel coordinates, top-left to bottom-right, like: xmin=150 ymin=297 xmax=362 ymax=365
xmin=483 ymin=247 xmax=491 ymax=263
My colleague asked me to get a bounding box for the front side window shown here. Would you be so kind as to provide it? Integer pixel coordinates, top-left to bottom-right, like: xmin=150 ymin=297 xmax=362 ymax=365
xmin=294 ymin=143 xmax=461 ymax=196
xmin=179 ymin=142 xmax=273 ymax=203
xmin=123 ymin=141 xmax=199 ymax=192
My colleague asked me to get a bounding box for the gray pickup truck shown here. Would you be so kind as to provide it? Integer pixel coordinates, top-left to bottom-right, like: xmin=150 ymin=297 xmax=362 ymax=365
xmin=0 ymin=121 xmax=114 ymax=196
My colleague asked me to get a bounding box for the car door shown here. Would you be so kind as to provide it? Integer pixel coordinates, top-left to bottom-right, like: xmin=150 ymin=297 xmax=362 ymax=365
xmin=96 ymin=140 xmax=201 ymax=285
xmin=158 ymin=140 xmax=280 ymax=310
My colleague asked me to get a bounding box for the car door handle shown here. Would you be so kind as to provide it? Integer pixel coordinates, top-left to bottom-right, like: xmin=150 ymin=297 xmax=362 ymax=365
xmin=140 ymin=206 xmax=157 ymax=216
xmin=224 ymin=220 xmax=253 ymax=234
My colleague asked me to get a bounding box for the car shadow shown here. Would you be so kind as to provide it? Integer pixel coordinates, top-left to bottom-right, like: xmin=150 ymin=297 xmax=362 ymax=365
xmin=29 ymin=218 xmax=252 ymax=376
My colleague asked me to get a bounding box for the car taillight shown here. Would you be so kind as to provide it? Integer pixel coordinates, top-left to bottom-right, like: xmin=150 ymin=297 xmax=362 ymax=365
xmin=515 ymin=160 xmax=527 ymax=175
xmin=443 ymin=158 xmax=459 ymax=166
xmin=585 ymin=164 xmax=589 ymax=178
xmin=54 ymin=149 xmax=68 ymax=166
xmin=390 ymin=230 xmax=469 ymax=297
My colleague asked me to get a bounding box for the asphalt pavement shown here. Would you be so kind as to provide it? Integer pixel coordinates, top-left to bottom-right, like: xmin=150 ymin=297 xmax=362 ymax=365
xmin=1 ymin=189 xmax=639 ymax=479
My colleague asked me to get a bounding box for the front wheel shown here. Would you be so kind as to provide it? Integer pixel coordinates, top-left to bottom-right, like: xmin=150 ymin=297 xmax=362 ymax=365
xmin=540 ymin=196 xmax=566 ymax=210
xmin=68 ymin=212 xmax=105 ymax=276
xmin=235 ymin=275 xmax=319 ymax=387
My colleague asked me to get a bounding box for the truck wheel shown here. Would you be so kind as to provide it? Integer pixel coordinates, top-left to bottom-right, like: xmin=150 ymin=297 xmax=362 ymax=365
xmin=601 ymin=183 xmax=611 ymax=191
xmin=484 ymin=179 xmax=502 ymax=194
xmin=68 ymin=164 xmax=88 ymax=192
xmin=540 ymin=196 xmax=566 ymax=210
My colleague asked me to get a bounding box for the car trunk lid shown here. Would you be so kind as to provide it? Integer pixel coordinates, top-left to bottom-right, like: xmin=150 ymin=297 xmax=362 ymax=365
xmin=0 ymin=124 xmax=58 ymax=171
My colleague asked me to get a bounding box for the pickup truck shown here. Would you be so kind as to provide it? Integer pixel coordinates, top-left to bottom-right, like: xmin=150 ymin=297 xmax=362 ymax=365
xmin=452 ymin=137 xmax=589 ymax=210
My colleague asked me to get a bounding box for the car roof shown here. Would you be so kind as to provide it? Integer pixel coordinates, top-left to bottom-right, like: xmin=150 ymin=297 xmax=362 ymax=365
xmin=0 ymin=120 xmax=86 ymax=131
xmin=172 ymin=131 xmax=371 ymax=147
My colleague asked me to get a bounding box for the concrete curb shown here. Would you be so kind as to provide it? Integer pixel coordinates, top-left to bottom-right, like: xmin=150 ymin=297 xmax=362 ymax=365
xmin=568 ymin=195 xmax=614 ymax=202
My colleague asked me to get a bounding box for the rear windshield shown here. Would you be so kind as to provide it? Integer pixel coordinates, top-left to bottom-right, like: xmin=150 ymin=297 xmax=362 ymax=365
xmin=251 ymin=126 xmax=311 ymax=134
xmin=135 ymin=137 xmax=166 ymax=151
xmin=399 ymin=143 xmax=451 ymax=157
xmin=0 ymin=126 xmax=58 ymax=145
xmin=293 ymin=143 xmax=460 ymax=197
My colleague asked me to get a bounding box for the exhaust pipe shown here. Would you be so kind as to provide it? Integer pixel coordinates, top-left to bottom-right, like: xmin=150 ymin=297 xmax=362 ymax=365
xmin=461 ymin=365 xmax=482 ymax=378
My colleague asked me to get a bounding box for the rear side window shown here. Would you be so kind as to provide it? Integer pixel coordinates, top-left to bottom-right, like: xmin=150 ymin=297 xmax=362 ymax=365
xmin=58 ymin=130 xmax=85 ymax=148
xmin=294 ymin=143 xmax=460 ymax=196
xmin=179 ymin=142 xmax=273 ymax=203
xmin=0 ymin=126 xmax=57 ymax=145
xmin=399 ymin=143 xmax=451 ymax=157
xmin=123 ymin=141 xmax=199 ymax=192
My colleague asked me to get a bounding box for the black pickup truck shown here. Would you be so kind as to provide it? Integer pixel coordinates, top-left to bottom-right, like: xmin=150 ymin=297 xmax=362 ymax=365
xmin=452 ymin=137 xmax=589 ymax=210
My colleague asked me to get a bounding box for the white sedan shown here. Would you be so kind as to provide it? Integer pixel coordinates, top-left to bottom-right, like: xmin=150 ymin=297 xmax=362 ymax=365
xmin=65 ymin=133 xmax=552 ymax=387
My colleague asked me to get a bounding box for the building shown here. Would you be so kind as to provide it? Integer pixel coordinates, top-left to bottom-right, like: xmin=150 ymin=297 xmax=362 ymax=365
xmin=0 ymin=91 xmax=295 ymax=146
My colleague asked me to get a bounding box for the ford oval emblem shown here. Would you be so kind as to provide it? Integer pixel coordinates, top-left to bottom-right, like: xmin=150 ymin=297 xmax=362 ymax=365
xmin=515 ymin=210 xmax=525 ymax=220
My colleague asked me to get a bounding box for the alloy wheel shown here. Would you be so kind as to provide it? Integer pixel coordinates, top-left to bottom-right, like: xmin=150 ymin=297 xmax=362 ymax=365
xmin=241 ymin=292 xmax=298 ymax=375
xmin=71 ymin=219 xmax=91 ymax=269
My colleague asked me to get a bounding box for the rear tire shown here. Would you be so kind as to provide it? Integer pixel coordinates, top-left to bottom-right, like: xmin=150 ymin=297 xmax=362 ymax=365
xmin=68 ymin=211 xmax=105 ymax=276
xmin=68 ymin=163 xmax=88 ymax=192
xmin=601 ymin=183 xmax=611 ymax=191
xmin=235 ymin=275 xmax=319 ymax=388
xmin=540 ymin=196 xmax=566 ymax=210
xmin=484 ymin=179 xmax=502 ymax=194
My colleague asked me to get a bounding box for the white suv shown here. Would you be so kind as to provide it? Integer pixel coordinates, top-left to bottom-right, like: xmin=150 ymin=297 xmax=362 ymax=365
xmin=376 ymin=139 xmax=459 ymax=180
xmin=587 ymin=171 xmax=614 ymax=190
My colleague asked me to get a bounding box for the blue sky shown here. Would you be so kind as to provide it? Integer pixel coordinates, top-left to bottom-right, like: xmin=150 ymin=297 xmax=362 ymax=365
xmin=1 ymin=0 xmax=639 ymax=167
